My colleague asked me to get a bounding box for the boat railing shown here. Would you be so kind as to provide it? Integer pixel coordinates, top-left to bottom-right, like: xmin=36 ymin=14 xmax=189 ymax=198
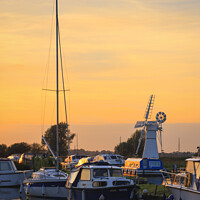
xmin=161 ymin=170 xmax=193 ymax=189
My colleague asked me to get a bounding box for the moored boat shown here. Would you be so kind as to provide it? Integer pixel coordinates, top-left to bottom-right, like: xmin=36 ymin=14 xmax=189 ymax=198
xmin=23 ymin=167 xmax=68 ymax=198
xmin=66 ymin=162 xmax=138 ymax=200
xmin=0 ymin=158 xmax=32 ymax=187
xmin=94 ymin=154 xmax=125 ymax=167
xmin=23 ymin=0 xmax=70 ymax=197
xmin=162 ymin=157 xmax=200 ymax=200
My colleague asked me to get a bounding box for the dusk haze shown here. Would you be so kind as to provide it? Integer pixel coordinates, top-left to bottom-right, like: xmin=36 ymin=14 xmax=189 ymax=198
xmin=0 ymin=0 xmax=200 ymax=153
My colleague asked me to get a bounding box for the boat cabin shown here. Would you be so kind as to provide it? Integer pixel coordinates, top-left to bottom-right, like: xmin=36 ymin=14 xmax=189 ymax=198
xmin=122 ymin=158 xmax=163 ymax=176
xmin=65 ymin=155 xmax=87 ymax=164
xmin=66 ymin=162 xmax=137 ymax=200
xmin=186 ymin=158 xmax=200 ymax=181
xmin=66 ymin=162 xmax=133 ymax=189
xmin=93 ymin=154 xmax=125 ymax=166
xmin=62 ymin=155 xmax=88 ymax=169
xmin=0 ymin=158 xmax=17 ymax=174
xmin=75 ymin=157 xmax=92 ymax=168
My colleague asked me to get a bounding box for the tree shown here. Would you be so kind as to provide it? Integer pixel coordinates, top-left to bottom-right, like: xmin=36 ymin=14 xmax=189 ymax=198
xmin=8 ymin=142 xmax=31 ymax=156
xmin=0 ymin=144 xmax=8 ymax=157
xmin=42 ymin=122 xmax=75 ymax=156
xmin=114 ymin=130 xmax=145 ymax=158
xmin=30 ymin=143 xmax=45 ymax=155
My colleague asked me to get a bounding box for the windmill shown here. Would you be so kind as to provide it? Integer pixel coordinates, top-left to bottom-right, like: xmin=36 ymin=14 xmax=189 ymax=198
xmin=135 ymin=95 xmax=166 ymax=159
xmin=135 ymin=95 xmax=155 ymax=155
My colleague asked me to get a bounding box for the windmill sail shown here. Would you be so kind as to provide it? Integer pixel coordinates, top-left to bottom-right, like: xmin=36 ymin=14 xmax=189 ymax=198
xmin=136 ymin=95 xmax=155 ymax=155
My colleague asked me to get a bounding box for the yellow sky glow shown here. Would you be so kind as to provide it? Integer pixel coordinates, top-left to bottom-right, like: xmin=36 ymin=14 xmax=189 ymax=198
xmin=0 ymin=0 xmax=200 ymax=152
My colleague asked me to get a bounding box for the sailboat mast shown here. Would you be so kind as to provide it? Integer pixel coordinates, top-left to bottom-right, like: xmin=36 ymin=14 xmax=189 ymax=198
xmin=56 ymin=0 xmax=59 ymax=171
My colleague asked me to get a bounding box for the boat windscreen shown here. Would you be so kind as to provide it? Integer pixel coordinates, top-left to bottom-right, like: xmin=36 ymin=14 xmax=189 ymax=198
xmin=110 ymin=169 xmax=123 ymax=177
xmin=93 ymin=169 xmax=108 ymax=178
xmin=80 ymin=169 xmax=91 ymax=181
xmin=68 ymin=171 xmax=79 ymax=184
xmin=111 ymin=156 xmax=117 ymax=159
xmin=0 ymin=162 xmax=12 ymax=171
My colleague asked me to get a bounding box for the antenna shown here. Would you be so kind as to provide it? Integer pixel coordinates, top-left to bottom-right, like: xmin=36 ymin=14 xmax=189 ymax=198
xmin=76 ymin=133 xmax=78 ymax=155
xmin=178 ymin=137 xmax=180 ymax=152
xmin=135 ymin=95 xmax=155 ymax=155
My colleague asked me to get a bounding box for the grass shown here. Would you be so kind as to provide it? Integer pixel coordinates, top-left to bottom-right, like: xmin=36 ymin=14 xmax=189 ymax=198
xmin=161 ymin=157 xmax=186 ymax=170
xmin=138 ymin=184 xmax=171 ymax=200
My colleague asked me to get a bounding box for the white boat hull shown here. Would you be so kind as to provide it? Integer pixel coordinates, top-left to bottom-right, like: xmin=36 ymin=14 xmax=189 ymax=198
xmin=0 ymin=171 xmax=32 ymax=187
xmin=24 ymin=179 xmax=68 ymax=198
xmin=167 ymin=185 xmax=200 ymax=200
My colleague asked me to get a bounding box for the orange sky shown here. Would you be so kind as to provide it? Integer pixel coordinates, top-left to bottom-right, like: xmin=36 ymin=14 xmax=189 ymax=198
xmin=0 ymin=0 xmax=200 ymax=152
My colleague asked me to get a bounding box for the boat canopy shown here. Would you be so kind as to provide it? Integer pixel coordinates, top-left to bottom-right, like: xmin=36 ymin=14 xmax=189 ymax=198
xmin=186 ymin=158 xmax=200 ymax=179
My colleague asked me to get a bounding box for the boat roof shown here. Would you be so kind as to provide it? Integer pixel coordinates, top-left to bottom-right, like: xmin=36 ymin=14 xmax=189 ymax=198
xmin=72 ymin=161 xmax=122 ymax=172
xmin=98 ymin=154 xmax=122 ymax=157
xmin=0 ymin=158 xmax=11 ymax=161
xmin=186 ymin=157 xmax=200 ymax=162
xmin=126 ymin=158 xmax=142 ymax=162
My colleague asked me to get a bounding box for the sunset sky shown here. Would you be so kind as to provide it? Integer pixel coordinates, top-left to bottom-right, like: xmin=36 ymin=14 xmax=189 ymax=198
xmin=0 ymin=0 xmax=200 ymax=153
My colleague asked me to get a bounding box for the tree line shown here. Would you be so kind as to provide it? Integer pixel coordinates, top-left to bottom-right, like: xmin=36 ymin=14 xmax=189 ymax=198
xmin=0 ymin=142 xmax=45 ymax=158
xmin=0 ymin=122 xmax=144 ymax=159
xmin=114 ymin=130 xmax=145 ymax=158
xmin=0 ymin=122 xmax=75 ymax=158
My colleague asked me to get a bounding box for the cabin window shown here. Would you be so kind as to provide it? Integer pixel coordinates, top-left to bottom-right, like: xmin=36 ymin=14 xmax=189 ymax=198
xmin=93 ymin=181 xmax=107 ymax=187
xmin=93 ymin=169 xmax=108 ymax=178
xmin=110 ymin=169 xmax=123 ymax=177
xmin=111 ymin=156 xmax=117 ymax=159
xmin=113 ymin=181 xmax=130 ymax=186
xmin=80 ymin=169 xmax=91 ymax=181
xmin=143 ymin=160 xmax=148 ymax=168
xmin=103 ymin=156 xmax=107 ymax=160
xmin=72 ymin=156 xmax=75 ymax=160
xmin=149 ymin=161 xmax=161 ymax=168
xmin=0 ymin=162 xmax=12 ymax=171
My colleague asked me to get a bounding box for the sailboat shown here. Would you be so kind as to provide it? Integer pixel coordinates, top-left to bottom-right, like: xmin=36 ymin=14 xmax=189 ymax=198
xmin=23 ymin=0 xmax=70 ymax=198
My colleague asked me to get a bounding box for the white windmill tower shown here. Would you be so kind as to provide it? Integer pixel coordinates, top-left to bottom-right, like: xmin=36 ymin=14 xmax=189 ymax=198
xmin=135 ymin=95 xmax=166 ymax=159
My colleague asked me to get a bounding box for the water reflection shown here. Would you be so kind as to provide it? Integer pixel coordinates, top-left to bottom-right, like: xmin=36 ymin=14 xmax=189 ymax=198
xmin=0 ymin=187 xmax=25 ymax=200
xmin=0 ymin=187 xmax=68 ymax=200
xmin=27 ymin=198 xmax=67 ymax=200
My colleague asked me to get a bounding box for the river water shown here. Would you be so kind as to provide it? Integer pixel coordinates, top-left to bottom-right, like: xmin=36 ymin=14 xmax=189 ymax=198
xmin=0 ymin=187 xmax=67 ymax=200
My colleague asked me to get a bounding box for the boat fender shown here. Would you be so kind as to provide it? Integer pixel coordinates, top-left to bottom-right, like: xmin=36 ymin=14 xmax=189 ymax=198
xmin=82 ymin=190 xmax=85 ymax=200
xmin=166 ymin=194 xmax=174 ymax=200
xmin=142 ymin=189 xmax=148 ymax=196
xmin=27 ymin=184 xmax=31 ymax=194
xmin=19 ymin=183 xmax=23 ymax=193
xmin=42 ymin=184 xmax=45 ymax=196
xmin=99 ymin=194 xmax=105 ymax=200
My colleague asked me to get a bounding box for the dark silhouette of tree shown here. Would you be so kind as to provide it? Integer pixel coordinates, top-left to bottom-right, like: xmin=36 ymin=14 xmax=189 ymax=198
xmin=8 ymin=142 xmax=31 ymax=156
xmin=0 ymin=144 xmax=8 ymax=157
xmin=30 ymin=143 xmax=45 ymax=155
xmin=114 ymin=130 xmax=145 ymax=158
xmin=42 ymin=122 xmax=75 ymax=156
